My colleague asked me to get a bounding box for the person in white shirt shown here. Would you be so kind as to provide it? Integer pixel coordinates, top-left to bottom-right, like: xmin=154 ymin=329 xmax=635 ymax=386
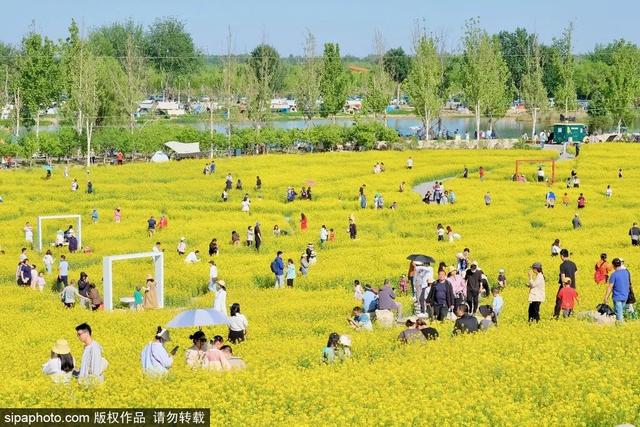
xmin=227 ymin=303 xmax=248 ymax=343
xmin=414 ymin=262 xmax=434 ymax=315
xmin=211 ymin=280 xmax=228 ymax=315
xmin=140 ymin=327 xmax=175 ymax=376
xmin=241 ymin=198 xmax=250 ymax=213
xmin=152 ymin=242 xmax=162 ymax=253
xmin=406 ymin=157 xmax=413 ymax=169
xmin=185 ymin=250 xmax=201 ymax=263
xmin=75 ymin=323 xmax=106 ymax=385
xmin=177 ymin=237 xmax=187 ymax=255
xmin=43 ymin=250 xmax=54 ymax=274
xmin=320 ymin=225 xmax=329 ymax=246
xmin=42 ymin=339 xmax=75 ymax=383
xmin=208 ymin=260 xmax=218 ymax=285
xmin=24 ymin=222 xmax=34 ymax=249
xmin=35 ymin=272 xmax=46 ymax=292
xmin=19 ymin=248 xmax=28 ymax=262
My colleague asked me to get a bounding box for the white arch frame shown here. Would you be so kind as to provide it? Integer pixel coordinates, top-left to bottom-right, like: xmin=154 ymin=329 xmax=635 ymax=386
xmin=102 ymin=251 xmax=164 ymax=311
xmin=37 ymin=214 xmax=82 ymax=252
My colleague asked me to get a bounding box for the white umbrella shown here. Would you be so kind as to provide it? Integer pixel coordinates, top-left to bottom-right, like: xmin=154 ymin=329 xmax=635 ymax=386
xmin=167 ymin=309 xmax=228 ymax=328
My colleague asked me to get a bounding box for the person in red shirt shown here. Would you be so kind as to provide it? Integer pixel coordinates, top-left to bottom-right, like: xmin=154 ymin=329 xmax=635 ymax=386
xmin=557 ymin=278 xmax=579 ymax=317
xmin=577 ymin=193 xmax=586 ymax=209
xmin=479 ymin=166 xmax=485 ymax=181
xmin=300 ymin=213 xmax=308 ymax=231
xmin=116 ymin=151 xmax=124 ymax=165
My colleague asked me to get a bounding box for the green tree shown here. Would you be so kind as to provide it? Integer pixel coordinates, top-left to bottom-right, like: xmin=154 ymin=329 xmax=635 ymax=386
xmin=521 ymin=37 xmax=548 ymax=137
xmin=17 ymin=32 xmax=61 ymax=138
xmin=88 ymin=20 xmax=144 ymax=63
xmin=461 ymin=19 xmax=510 ymax=141
xmin=551 ymin=24 xmax=577 ymax=116
xmin=144 ymin=18 xmax=201 ymax=91
xmin=295 ymin=31 xmax=321 ymax=123
xmin=249 ymin=44 xmax=281 ymax=91
xmin=117 ymin=35 xmax=148 ymax=133
xmin=497 ymin=28 xmax=535 ymax=98
xmin=603 ymin=40 xmax=640 ymax=132
xmin=405 ymin=35 xmax=442 ymax=140
xmin=383 ymin=47 xmax=410 ymax=104
xmin=363 ymin=32 xmax=392 ymax=124
xmin=319 ymin=43 xmax=348 ymax=122
xmin=245 ymin=44 xmax=280 ymax=131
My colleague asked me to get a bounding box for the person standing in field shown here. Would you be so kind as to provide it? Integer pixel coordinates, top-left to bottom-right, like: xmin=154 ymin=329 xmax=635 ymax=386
xmin=479 ymin=166 xmax=485 ymax=181
xmin=465 ymin=261 xmax=483 ymax=315
xmin=320 ymin=225 xmax=328 ymax=247
xmin=286 ymin=259 xmax=296 ymax=287
xmin=594 ymin=253 xmax=613 ymax=285
xmin=74 ymin=323 xmax=106 ymax=385
xmin=557 ymin=278 xmax=579 ymax=317
xmin=577 ymin=193 xmax=586 ymax=209
xmin=255 ymin=176 xmax=262 ymax=191
xmin=300 ymin=213 xmax=308 ymax=231
xmin=254 ymin=222 xmax=262 ymax=252
xmin=551 ymin=239 xmax=561 ymax=257
xmin=545 ymin=190 xmax=556 ymax=208
xmin=227 ymin=303 xmax=249 ymax=344
xmin=208 ymin=260 xmax=218 ymax=286
xmin=484 ymin=192 xmax=492 ymax=206
xmin=24 ymin=222 xmax=34 ymax=250
xmin=359 ymin=184 xmax=367 ymax=209
xmin=177 ymin=237 xmax=187 ymax=255
xmin=572 ymin=214 xmax=582 ymax=230
xmin=554 ymin=249 xmax=577 ymax=319
xmin=58 ymin=255 xmax=69 ymax=288
xmin=43 ymin=250 xmax=54 ymax=274
xmin=113 ymin=208 xmax=121 ymax=223
xmin=143 ymin=275 xmax=158 ymax=309
xmin=246 ymin=226 xmax=254 ymax=247
xmin=348 ymin=217 xmax=357 ymax=239
xmin=241 ymin=196 xmax=250 ymax=214
xmin=147 ymin=216 xmax=156 ymax=237
xmin=406 ymin=157 xmax=413 ymax=169
xmin=604 ymin=258 xmax=631 ymax=322
xmin=629 ymin=223 xmax=640 ymax=246
xmin=271 ymin=251 xmax=285 ymax=288
xmin=527 ymin=263 xmax=546 ymax=322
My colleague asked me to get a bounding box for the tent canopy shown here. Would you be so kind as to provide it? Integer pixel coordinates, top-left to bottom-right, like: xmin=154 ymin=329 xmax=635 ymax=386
xmin=150 ymin=151 xmax=170 ymax=163
xmin=164 ymin=141 xmax=200 ymax=155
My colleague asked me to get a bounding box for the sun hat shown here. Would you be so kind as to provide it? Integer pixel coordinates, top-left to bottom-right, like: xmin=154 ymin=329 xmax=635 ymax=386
xmin=217 ymin=280 xmax=226 ymax=288
xmin=51 ymin=339 xmax=71 ymax=355
xmin=471 ymin=261 xmax=478 ymax=267
xmin=180 ymin=237 xmax=185 ymax=241
xmin=156 ymin=327 xmax=171 ymax=342
xmin=338 ymin=335 xmax=351 ymax=347
xmin=531 ymin=262 xmax=542 ymax=270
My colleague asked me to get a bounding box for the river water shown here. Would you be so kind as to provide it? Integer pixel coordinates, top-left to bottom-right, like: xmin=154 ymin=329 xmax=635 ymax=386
xmin=32 ymin=116 xmax=640 ymax=139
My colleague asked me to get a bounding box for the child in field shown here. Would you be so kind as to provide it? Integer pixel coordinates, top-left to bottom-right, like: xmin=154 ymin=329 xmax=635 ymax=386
xmin=328 ymin=228 xmax=336 ymax=241
xmin=491 ymin=288 xmax=503 ymax=325
xmin=134 ymin=286 xmax=143 ymax=311
xmin=437 ymin=224 xmax=445 ymax=241
xmin=91 ymin=209 xmax=99 ymax=224
xmin=562 ymin=193 xmax=570 ymax=207
xmin=398 ymin=274 xmax=408 ymax=295
xmin=557 ymin=278 xmax=579 ymax=317
xmin=114 ymin=208 xmax=121 ymax=223
xmin=354 ymin=280 xmax=364 ymax=302
xmin=497 ymin=269 xmax=507 ymax=288
xmin=605 ymin=185 xmax=612 ymax=198
xmin=347 ymin=306 xmax=373 ymax=331
xmin=35 ymin=272 xmax=46 ymax=292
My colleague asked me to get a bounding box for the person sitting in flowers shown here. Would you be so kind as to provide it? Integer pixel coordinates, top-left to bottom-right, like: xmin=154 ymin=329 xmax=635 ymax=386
xmin=322 ymin=333 xmax=352 ymax=364
xmin=347 ymin=306 xmax=373 ymax=331
xmin=42 ymin=339 xmax=75 ymax=383
xmin=185 ymin=330 xmax=208 ymax=368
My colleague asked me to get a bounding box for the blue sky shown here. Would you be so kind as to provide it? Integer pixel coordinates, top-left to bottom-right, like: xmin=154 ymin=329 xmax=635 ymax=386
xmin=2 ymin=0 xmax=638 ymax=55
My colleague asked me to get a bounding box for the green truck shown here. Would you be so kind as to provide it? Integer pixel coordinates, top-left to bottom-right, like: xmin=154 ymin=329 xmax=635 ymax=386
xmin=552 ymin=123 xmax=586 ymax=143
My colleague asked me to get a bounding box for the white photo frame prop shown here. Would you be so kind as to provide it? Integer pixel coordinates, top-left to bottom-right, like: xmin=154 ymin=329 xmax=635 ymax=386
xmin=37 ymin=214 xmax=82 ymax=252
xmin=102 ymin=251 xmax=164 ymax=311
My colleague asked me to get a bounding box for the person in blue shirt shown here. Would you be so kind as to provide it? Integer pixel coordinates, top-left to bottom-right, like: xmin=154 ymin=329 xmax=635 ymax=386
xmin=347 ymin=306 xmax=373 ymax=331
xmin=91 ymin=209 xmax=99 ymax=223
xmin=545 ymin=191 xmax=556 ymax=208
xmin=271 ymin=251 xmax=285 ymax=288
xmin=362 ymin=285 xmax=378 ymax=313
xmin=491 ymin=287 xmax=504 ymax=325
xmin=604 ymin=258 xmax=630 ymax=321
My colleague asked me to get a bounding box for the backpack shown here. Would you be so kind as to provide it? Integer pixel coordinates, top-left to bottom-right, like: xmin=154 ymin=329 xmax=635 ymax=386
xmin=594 ymin=261 xmax=608 ymax=283
xmin=270 ymin=260 xmax=277 ymax=273
xmin=596 ymin=303 xmax=615 ymax=316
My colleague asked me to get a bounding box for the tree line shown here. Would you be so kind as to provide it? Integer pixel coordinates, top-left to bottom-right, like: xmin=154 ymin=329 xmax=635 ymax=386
xmin=0 ymin=18 xmax=638 ymax=160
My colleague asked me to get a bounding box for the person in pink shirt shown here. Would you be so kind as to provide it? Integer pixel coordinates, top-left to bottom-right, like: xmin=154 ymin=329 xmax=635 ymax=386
xmin=114 ymin=208 xmax=122 ymax=223
xmin=447 ymin=267 xmax=466 ymax=306
xmin=205 ymin=335 xmax=230 ymax=371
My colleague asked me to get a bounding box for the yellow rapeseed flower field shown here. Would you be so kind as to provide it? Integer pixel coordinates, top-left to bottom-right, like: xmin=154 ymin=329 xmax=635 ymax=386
xmin=0 ymin=144 xmax=639 ymax=425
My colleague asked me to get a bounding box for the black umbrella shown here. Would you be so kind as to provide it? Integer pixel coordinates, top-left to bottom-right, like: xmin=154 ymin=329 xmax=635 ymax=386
xmin=406 ymin=254 xmax=435 ymax=264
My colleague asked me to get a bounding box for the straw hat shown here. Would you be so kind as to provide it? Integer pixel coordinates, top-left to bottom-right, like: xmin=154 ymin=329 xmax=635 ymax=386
xmin=217 ymin=280 xmax=226 ymax=288
xmin=338 ymin=335 xmax=351 ymax=347
xmin=51 ymin=339 xmax=71 ymax=355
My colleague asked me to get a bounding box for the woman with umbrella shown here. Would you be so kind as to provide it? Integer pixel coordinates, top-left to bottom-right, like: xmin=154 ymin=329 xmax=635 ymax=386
xmin=185 ymin=331 xmax=208 ymax=368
